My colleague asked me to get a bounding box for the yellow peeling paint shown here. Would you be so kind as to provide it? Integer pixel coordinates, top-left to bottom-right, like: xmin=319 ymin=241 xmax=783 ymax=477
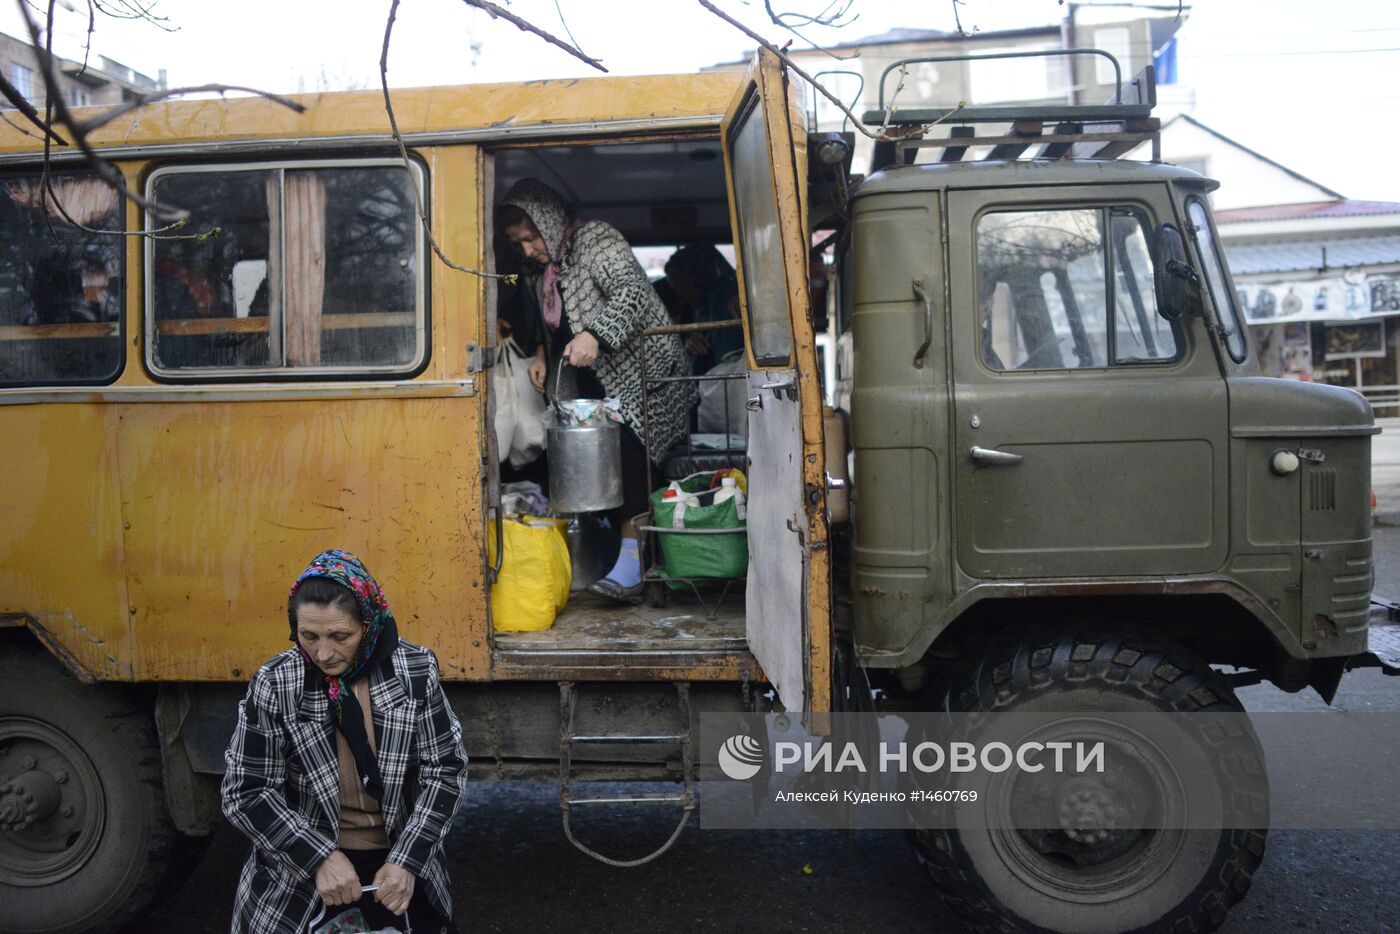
xmin=0 ymin=73 xmax=744 ymax=155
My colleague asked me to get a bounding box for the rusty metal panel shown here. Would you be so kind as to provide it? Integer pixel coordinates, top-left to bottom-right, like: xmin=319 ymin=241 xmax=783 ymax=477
xmin=114 ymin=394 xmax=486 ymax=681
xmin=0 ymin=403 xmax=133 ymax=679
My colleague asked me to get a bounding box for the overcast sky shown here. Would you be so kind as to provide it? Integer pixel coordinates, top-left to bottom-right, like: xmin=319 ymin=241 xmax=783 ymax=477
xmin=3 ymin=0 xmax=1397 ymax=201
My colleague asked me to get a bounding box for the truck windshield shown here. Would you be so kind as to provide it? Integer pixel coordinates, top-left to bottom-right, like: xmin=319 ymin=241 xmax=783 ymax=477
xmin=1185 ymin=197 xmax=1247 ymax=363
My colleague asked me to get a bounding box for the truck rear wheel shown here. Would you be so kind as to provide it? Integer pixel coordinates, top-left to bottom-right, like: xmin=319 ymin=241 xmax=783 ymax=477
xmin=911 ymin=625 xmax=1267 ymax=934
xmin=0 ymin=647 xmax=175 ymax=933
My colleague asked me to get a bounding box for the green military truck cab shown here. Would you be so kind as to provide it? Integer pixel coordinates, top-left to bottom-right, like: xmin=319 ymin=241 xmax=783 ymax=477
xmin=827 ymin=54 xmax=1391 ymax=932
xmin=849 ymin=159 xmax=1375 ymax=699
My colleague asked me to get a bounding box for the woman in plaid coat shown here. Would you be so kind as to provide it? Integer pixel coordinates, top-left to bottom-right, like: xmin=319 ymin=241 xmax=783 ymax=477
xmin=221 ymin=551 xmax=468 ymax=933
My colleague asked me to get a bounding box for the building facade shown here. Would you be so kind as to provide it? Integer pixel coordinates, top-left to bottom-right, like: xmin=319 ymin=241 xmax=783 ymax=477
xmin=0 ymin=30 xmax=163 ymax=112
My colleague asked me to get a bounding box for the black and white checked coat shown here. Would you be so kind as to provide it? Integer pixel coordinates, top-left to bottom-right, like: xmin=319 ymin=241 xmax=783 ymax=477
xmin=221 ymin=641 xmax=468 ymax=934
xmin=504 ymin=180 xmax=696 ymax=462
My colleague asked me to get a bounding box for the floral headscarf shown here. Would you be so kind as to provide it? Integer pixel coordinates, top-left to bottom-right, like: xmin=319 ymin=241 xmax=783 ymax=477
xmin=288 ymin=549 xmax=399 ymax=800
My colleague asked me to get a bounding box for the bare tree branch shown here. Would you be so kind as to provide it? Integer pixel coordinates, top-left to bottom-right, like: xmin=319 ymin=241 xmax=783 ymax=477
xmin=14 ymin=0 xmax=298 ymax=234
xmin=0 ymin=108 xmax=44 ymax=139
xmin=0 ymin=67 xmax=68 ymax=144
xmin=762 ymin=0 xmax=858 ymax=62
xmin=77 ymin=84 xmax=306 ymax=134
xmin=697 ymin=0 xmax=961 ymax=141
xmin=89 ymin=0 xmax=176 ymax=30
xmin=950 ymin=0 xmax=977 ymax=37
xmin=765 ymin=0 xmax=857 ymax=29
xmin=381 ymin=0 xmax=516 ymax=282
xmin=461 ymin=0 xmax=607 ymax=73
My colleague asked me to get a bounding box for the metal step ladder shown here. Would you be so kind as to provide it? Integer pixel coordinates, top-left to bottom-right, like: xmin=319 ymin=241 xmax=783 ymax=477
xmin=558 ymin=681 xmax=696 ymax=867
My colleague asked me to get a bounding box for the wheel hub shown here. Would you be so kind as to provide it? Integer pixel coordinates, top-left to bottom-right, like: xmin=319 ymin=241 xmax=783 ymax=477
xmin=0 ymin=718 xmax=105 ymax=887
xmin=0 ymin=769 xmax=63 ymax=831
xmin=1057 ymin=785 xmax=1117 ymax=846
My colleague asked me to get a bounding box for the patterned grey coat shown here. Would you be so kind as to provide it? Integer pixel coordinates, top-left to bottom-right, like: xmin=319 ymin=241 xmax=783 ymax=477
xmin=221 ymin=641 xmax=468 ymax=934
xmin=503 ymin=179 xmax=695 ymax=462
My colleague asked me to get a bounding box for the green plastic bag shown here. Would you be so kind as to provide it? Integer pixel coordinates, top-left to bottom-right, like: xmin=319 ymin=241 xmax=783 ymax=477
xmin=650 ymin=473 xmax=747 ymax=583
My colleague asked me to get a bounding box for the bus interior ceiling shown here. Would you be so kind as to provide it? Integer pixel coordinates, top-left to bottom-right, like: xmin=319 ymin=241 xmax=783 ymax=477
xmin=491 ymin=138 xmax=733 ymax=246
xmin=489 ymin=138 xmax=750 ymax=653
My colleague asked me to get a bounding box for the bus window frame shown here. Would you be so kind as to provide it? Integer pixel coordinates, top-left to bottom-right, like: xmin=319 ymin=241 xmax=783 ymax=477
xmin=142 ymin=156 xmax=431 ymax=383
xmin=0 ymin=168 xmax=127 ymax=389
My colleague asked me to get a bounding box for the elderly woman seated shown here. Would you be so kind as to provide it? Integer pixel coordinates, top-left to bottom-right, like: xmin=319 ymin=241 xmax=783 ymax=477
xmin=221 ymin=549 xmax=468 ymax=934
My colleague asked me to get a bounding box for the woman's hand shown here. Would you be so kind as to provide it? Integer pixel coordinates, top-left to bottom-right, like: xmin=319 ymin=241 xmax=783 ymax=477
xmin=528 ymin=348 xmax=547 ymax=393
xmin=562 ymin=331 xmax=599 ymax=368
xmin=313 ymin=850 xmax=361 ymax=907
xmin=372 ymin=861 xmax=417 ymax=916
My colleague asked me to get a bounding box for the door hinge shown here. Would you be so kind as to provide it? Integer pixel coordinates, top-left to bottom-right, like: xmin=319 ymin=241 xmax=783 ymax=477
xmin=467 ymin=342 xmax=496 ymax=375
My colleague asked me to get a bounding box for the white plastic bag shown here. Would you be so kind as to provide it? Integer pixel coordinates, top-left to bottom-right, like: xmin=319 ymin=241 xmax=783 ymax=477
xmin=696 ymin=350 xmax=749 ymax=438
xmin=493 ymin=338 xmax=548 ymax=468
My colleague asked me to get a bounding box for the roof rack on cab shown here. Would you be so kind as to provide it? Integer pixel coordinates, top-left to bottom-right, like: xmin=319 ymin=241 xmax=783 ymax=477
xmin=861 ymin=49 xmax=1160 ymax=172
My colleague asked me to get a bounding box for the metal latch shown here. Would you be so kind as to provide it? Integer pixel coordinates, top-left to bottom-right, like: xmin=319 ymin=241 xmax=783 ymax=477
xmin=760 ymin=378 xmax=798 ymax=401
xmin=466 ymin=342 xmax=496 ymax=375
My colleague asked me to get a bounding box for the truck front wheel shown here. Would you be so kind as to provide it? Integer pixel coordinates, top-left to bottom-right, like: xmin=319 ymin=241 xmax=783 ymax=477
xmin=911 ymin=625 xmax=1267 ymax=934
xmin=0 ymin=646 xmax=175 ymax=933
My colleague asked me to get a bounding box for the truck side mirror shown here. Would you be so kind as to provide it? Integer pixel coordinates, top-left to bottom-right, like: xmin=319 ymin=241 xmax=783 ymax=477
xmin=1154 ymin=223 xmax=1200 ymax=322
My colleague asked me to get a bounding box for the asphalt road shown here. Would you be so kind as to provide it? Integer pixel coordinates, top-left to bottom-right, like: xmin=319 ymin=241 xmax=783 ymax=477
xmin=140 ymin=533 xmax=1400 ymax=934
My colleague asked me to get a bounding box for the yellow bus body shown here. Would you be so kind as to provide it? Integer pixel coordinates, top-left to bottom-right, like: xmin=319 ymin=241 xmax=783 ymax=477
xmin=0 ymin=73 xmax=745 ymax=683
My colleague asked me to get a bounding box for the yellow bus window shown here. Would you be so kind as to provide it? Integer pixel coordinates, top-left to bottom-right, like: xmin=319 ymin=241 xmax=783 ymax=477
xmin=0 ymin=174 xmax=122 ymax=385
xmin=146 ymin=161 xmax=425 ymax=377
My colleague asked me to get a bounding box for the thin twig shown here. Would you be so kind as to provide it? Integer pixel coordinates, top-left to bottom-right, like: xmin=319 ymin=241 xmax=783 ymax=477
xmin=461 ymin=0 xmax=607 ymax=72
xmin=90 ymin=0 xmax=176 ymax=30
xmin=698 ymin=0 xmax=961 ymax=141
xmin=0 ymin=67 xmax=68 ymax=144
xmin=551 ymin=0 xmax=586 ymax=59
xmin=950 ymin=0 xmax=977 ymax=37
xmin=382 ymin=0 xmax=515 ymax=282
xmin=77 ymin=84 xmax=306 ymax=134
xmin=77 ymin=0 xmax=95 ymax=78
xmin=0 ymin=109 xmax=43 ymax=139
xmin=15 ymin=0 xmax=304 ymax=233
xmin=18 ymin=0 xmax=197 ymax=230
xmin=762 ymin=0 xmax=858 ymax=61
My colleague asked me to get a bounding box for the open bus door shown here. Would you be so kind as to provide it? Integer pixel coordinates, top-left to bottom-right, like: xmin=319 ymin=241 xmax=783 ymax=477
xmin=721 ymin=49 xmax=831 ymax=715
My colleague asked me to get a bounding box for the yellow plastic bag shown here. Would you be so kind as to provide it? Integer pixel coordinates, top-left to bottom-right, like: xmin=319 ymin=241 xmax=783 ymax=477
xmin=487 ymin=515 xmax=572 ymax=631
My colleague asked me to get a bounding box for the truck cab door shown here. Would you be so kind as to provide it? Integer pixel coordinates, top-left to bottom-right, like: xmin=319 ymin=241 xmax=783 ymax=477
xmin=721 ymin=49 xmax=830 ymax=714
xmin=947 ymin=184 xmax=1230 ymax=580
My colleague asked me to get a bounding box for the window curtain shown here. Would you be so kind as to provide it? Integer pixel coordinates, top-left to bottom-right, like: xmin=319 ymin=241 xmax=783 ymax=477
xmin=265 ymin=171 xmax=327 ymax=366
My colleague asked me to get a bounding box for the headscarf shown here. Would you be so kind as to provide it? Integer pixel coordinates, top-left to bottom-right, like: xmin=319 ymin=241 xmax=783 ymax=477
xmin=288 ymin=549 xmax=399 ymax=801
xmin=501 ymin=178 xmax=585 ymax=329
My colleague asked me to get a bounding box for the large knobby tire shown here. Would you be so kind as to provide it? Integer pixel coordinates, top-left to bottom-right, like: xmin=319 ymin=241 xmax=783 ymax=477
xmin=911 ymin=625 xmax=1267 ymax=934
xmin=0 ymin=646 xmax=175 ymax=933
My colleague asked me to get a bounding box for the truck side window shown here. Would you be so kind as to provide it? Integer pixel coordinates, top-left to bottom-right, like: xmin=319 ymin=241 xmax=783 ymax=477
xmin=1185 ymin=197 xmax=1247 ymax=363
xmin=976 ymin=206 xmax=1178 ymax=372
xmin=1110 ymin=208 xmax=1176 ymax=363
xmin=146 ymin=161 xmax=425 ymax=377
xmin=0 ymin=173 xmax=122 ymax=385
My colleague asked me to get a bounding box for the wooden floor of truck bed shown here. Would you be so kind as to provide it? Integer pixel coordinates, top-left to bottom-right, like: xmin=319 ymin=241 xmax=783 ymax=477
xmin=493 ymin=589 xmax=746 ymax=653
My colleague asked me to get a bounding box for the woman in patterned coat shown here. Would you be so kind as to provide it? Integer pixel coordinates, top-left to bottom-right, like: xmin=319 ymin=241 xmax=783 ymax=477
xmin=497 ymin=178 xmax=696 ymax=603
xmin=221 ymin=550 xmax=468 ymax=933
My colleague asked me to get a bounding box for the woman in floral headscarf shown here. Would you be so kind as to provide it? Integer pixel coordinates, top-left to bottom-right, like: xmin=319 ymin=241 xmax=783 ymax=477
xmin=222 ymin=550 xmax=468 ymax=934
xmin=496 ymin=178 xmax=696 ymax=603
